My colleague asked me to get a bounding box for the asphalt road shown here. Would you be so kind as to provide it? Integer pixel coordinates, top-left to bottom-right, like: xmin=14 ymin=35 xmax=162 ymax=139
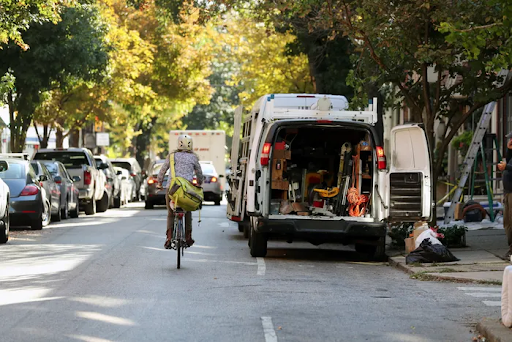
xmin=0 ymin=202 xmax=500 ymax=341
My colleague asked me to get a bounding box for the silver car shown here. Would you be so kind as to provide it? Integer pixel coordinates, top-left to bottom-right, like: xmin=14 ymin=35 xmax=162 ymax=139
xmin=199 ymin=161 xmax=223 ymax=206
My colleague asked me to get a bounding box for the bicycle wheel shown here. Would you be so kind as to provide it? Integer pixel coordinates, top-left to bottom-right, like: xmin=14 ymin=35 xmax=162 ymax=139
xmin=176 ymin=217 xmax=183 ymax=269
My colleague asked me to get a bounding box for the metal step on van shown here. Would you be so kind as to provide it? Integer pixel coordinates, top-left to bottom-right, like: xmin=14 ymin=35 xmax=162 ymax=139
xmin=226 ymin=94 xmax=431 ymax=259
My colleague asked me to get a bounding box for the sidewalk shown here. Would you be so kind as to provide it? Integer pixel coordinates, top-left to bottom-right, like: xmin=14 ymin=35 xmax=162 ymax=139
xmin=388 ymin=227 xmax=512 ymax=341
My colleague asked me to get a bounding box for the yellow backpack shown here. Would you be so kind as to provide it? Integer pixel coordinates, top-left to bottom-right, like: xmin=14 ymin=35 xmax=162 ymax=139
xmin=167 ymin=153 xmax=204 ymax=212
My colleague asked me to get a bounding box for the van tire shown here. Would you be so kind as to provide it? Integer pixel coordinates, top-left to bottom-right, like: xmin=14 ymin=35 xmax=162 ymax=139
xmin=249 ymin=224 xmax=267 ymax=257
xmin=97 ymin=193 xmax=109 ymax=213
xmin=355 ymin=237 xmax=386 ymax=261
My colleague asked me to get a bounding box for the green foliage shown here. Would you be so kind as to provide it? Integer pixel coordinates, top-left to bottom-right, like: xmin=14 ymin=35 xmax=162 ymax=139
xmin=451 ymin=131 xmax=473 ymax=158
xmin=0 ymin=2 xmax=110 ymax=151
xmin=388 ymin=222 xmax=414 ymax=247
xmin=437 ymin=225 xmax=468 ymax=247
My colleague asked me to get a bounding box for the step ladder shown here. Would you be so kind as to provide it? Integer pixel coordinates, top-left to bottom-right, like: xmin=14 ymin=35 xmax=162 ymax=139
xmin=444 ymin=101 xmax=497 ymax=223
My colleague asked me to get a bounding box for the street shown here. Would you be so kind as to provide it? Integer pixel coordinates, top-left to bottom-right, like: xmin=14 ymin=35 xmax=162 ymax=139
xmin=0 ymin=203 xmax=500 ymax=342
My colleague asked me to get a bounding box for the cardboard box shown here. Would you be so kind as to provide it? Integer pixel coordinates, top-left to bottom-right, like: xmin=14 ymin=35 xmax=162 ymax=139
xmin=273 ymin=149 xmax=291 ymax=160
xmin=405 ymin=237 xmax=415 ymax=254
xmin=454 ymin=202 xmax=464 ymax=220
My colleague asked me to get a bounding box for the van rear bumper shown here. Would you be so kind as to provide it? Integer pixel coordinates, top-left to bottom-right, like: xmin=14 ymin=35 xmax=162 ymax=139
xmin=256 ymin=217 xmax=386 ymax=239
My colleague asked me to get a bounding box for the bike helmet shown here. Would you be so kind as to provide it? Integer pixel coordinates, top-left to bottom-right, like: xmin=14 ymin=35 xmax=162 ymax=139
xmin=177 ymin=134 xmax=193 ymax=151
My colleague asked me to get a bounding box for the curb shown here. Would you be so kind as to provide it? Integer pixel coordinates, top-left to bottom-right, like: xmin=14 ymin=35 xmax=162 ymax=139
xmin=388 ymin=257 xmax=414 ymax=275
xmin=388 ymin=257 xmax=503 ymax=285
xmin=477 ymin=318 xmax=512 ymax=342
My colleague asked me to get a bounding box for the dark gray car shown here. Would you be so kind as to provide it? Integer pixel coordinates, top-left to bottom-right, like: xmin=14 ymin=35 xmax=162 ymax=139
xmin=31 ymin=161 xmax=61 ymax=223
xmin=0 ymin=159 xmax=45 ymax=230
xmin=41 ymin=161 xmax=80 ymax=219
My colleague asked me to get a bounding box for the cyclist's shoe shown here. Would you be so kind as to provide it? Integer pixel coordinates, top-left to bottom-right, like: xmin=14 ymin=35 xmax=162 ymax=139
xmin=164 ymin=239 xmax=173 ymax=249
xmin=186 ymin=238 xmax=195 ymax=247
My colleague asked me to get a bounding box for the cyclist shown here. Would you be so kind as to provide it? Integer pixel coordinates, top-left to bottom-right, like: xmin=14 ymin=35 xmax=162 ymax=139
xmin=157 ymin=134 xmax=204 ymax=249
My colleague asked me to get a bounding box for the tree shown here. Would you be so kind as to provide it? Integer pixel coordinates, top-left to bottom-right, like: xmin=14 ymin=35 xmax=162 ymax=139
xmin=0 ymin=0 xmax=71 ymax=49
xmin=263 ymin=0 xmax=512 ymax=200
xmin=0 ymin=2 xmax=110 ymax=152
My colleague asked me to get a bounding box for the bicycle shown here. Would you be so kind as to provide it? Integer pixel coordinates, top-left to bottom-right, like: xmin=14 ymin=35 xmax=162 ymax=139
xmin=171 ymin=206 xmax=187 ymax=269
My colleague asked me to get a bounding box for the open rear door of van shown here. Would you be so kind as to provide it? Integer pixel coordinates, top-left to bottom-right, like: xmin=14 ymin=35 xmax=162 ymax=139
xmin=227 ymin=106 xmax=245 ymax=221
xmin=386 ymin=124 xmax=432 ymax=222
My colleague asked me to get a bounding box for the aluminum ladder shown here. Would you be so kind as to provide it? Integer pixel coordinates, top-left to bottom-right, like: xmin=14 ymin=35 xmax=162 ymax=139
xmin=444 ymin=101 xmax=497 ymax=223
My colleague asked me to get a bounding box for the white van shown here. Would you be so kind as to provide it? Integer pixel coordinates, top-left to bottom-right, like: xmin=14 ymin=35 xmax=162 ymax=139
xmin=227 ymin=94 xmax=431 ymax=259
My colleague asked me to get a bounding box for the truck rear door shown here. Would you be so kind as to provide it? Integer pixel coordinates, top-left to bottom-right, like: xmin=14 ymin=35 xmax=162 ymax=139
xmin=386 ymin=124 xmax=432 ymax=222
xmin=227 ymin=106 xmax=245 ymax=220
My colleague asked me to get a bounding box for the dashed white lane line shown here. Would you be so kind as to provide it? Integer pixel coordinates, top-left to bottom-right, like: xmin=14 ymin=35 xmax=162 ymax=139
xmin=465 ymin=293 xmax=502 ymax=298
xmin=483 ymin=301 xmax=502 ymax=307
xmin=457 ymin=287 xmax=501 ymax=292
xmin=257 ymin=257 xmax=266 ymax=276
xmin=261 ymin=316 xmax=277 ymax=342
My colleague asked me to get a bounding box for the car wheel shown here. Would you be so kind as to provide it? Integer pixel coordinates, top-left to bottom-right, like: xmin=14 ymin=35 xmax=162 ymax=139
xmin=113 ymin=195 xmax=121 ymax=208
xmin=52 ymin=202 xmax=62 ymax=222
xmin=0 ymin=202 xmax=9 ymax=243
xmin=85 ymin=198 xmax=96 ymax=215
xmin=61 ymin=199 xmax=69 ymax=220
xmin=145 ymin=201 xmax=154 ymax=209
xmin=42 ymin=200 xmax=51 ymax=227
xmin=214 ymin=197 xmax=221 ymax=206
xmin=97 ymin=192 xmax=109 ymax=213
xmin=249 ymin=221 xmax=267 ymax=257
xmin=70 ymin=202 xmax=79 ymax=218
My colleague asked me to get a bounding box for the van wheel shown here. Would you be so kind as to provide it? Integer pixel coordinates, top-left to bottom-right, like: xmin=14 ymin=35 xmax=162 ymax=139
xmin=113 ymin=195 xmax=121 ymax=208
xmin=355 ymin=237 xmax=386 ymax=261
xmin=97 ymin=193 xmax=109 ymax=213
xmin=249 ymin=223 xmax=267 ymax=257
xmin=85 ymin=198 xmax=96 ymax=215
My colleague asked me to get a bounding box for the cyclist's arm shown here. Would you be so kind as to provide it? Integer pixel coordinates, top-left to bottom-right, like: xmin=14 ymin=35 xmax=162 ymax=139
xmin=193 ymin=157 xmax=204 ymax=185
xmin=157 ymin=154 xmax=170 ymax=186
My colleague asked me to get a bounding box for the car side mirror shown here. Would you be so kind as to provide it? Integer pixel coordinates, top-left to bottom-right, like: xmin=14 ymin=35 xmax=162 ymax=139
xmin=99 ymin=163 xmax=109 ymax=170
xmin=39 ymin=175 xmax=48 ymax=182
xmin=219 ymin=174 xmax=225 ymax=178
xmin=0 ymin=161 xmax=8 ymax=172
xmin=121 ymin=176 xmax=127 ymax=180
xmin=72 ymin=176 xmax=81 ymax=182
xmin=53 ymin=175 xmax=62 ymax=183
xmin=116 ymin=170 xmax=122 ymax=175
xmin=107 ymin=177 xmax=114 ymax=182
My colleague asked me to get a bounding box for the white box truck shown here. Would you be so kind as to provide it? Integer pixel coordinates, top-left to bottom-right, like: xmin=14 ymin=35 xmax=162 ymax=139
xmin=169 ymin=130 xmax=227 ymax=189
xmin=227 ymin=94 xmax=432 ymax=259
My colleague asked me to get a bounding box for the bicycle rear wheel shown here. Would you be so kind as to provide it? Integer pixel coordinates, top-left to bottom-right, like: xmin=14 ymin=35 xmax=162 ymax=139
xmin=176 ymin=239 xmax=181 ymax=269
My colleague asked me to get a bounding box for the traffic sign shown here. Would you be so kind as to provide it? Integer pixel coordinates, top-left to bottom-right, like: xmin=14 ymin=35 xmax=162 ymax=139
xmin=96 ymin=133 xmax=110 ymax=146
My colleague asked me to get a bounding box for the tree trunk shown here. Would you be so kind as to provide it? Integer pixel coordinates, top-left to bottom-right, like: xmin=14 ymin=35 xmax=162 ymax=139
xmin=135 ymin=117 xmax=157 ymax=168
xmin=56 ymin=128 xmax=64 ymax=148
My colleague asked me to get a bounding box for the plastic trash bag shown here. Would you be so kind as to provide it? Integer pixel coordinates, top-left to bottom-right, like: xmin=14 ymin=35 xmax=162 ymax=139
xmin=406 ymin=238 xmax=460 ymax=264
xmin=415 ymin=228 xmax=443 ymax=249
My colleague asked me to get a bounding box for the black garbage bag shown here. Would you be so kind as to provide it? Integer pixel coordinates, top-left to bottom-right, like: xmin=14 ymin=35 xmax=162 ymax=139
xmin=406 ymin=238 xmax=460 ymax=264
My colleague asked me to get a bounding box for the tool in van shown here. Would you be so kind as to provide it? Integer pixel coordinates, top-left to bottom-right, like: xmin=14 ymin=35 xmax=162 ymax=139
xmin=337 ymin=142 xmax=352 ymax=188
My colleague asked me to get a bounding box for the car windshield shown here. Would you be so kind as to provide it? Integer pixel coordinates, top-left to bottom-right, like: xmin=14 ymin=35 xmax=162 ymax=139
xmin=200 ymin=163 xmax=216 ymax=174
xmin=43 ymin=162 xmax=58 ymax=175
xmin=0 ymin=163 xmax=25 ymax=179
xmin=35 ymin=152 xmax=88 ymax=169
xmin=112 ymin=161 xmax=131 ymax=171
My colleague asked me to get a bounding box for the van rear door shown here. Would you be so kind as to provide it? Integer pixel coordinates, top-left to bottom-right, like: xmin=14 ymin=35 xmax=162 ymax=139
xmin=386 ymin=124 xmax=432 ymax=222
xmin=227 ymin=106 xmax=244 ymax=221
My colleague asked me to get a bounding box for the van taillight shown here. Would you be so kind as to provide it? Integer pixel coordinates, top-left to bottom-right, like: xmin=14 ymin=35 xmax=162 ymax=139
xmin=84 ymin=170 xmax=92 ymax=185
xmin=260 ymin=143 xmax=272 ymax=166
xmin=376 ymin=146 xmax=387 ymax=170
xmin=21 ymin=185 xmax=39 ymax=196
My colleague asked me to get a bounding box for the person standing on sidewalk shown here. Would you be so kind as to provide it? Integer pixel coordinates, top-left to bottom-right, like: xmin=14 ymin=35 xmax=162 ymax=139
xmin=498 ymin=132 xmax=512 ymax=260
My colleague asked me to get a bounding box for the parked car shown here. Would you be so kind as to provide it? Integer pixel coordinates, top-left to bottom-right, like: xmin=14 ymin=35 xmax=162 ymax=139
xmin=144 ymin=160 xmax=167 ymax=209
xmin=114 ymin=167 xmax=135 ymax=206
xmin=199 ymin=161 xmax=223 ymax=205
xmin=111 ymin=158 xmax=142 ymax=201
xmin=94 ymin=155 xmax=121 ymax=208
xmin=31 ymin=161 xmax=62 ymax=222
xmin=33 ymin=148 xmax=108 ymax=215
xmin=0 ymin=161 xmax=10 ymax=243
xmin=41 ymin=161 xmax=80 ymax=219
xmin=0 ymin=158 xmax=45 ymax=230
